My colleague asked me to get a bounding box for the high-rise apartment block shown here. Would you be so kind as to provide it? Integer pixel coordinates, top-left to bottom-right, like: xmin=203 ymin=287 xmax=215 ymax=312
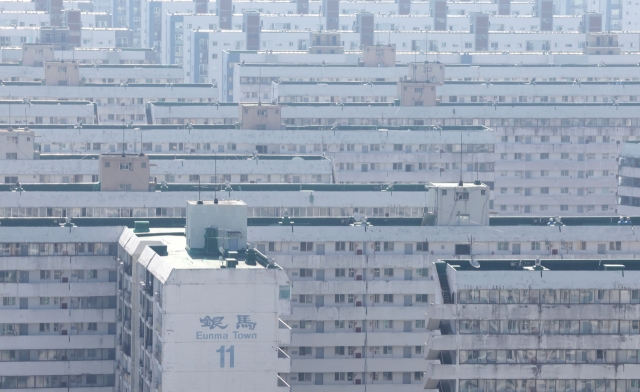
xmin=4 ymin=0 xmax=640 ymax=389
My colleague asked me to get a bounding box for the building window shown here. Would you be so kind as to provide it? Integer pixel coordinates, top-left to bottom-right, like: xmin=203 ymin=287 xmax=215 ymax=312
xmin=298 ymin=372 xmax=312 ymax=381
xmin=300 ymin=242 xmax=313 ymax=252
xmin=416 ymin=242 xmax=429 ymax=251
xmin=279 ymin=286 xmax=290 ymax=299
xmin=416 ymin=268 xmax=428 ymax=277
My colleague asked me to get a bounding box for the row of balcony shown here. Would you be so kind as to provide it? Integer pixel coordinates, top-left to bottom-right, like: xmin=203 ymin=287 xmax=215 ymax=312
xmin=291 ymin=280 xmax=438 ymax=295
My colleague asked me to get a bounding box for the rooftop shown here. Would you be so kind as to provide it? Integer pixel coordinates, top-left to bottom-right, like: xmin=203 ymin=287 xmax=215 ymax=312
xmin=136 ymin=229 xmax=263 ymax=270
xmin=440 ymin=258 xmax=640 ymax=271
xmin=186 ymin=199 xmax=246 ymax=206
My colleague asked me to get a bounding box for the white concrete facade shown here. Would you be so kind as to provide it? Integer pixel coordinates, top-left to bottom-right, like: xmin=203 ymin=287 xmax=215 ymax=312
xmin=115 ymin=207 xmax=291 ymax=392
xmin=616 ymin=142 xmax=640 ymax=215
xmin=0 ymin=226 xmax=122 ymax=391
xmin=425 ymin=264 xmax=640 ymax=392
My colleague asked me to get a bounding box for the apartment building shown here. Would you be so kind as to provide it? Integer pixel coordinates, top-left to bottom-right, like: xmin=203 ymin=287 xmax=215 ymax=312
xmin=0 ymin=127 xmax=35 ymax=160
xmin=28 ymin=125 xmax=494 ymax=185
xmin=4 ymin=183 xmax=640 ymax=391
xmin=244 ymin=183 xmax=640 ymax=391
xmin=616 ymin=142 xmax=640 ymax=216
xmin=0 ymin=226 xmax=121 ymax=390
xmin=0 ymin=101 xmax=97 ymax=126
xmin=142 ymin=101 xmax=631 ymax=215
xmin=0 ymin=46 xmax=158 ymax=67
xmin=424 ymin=258 xmax=640 ymax=392
xmin=114 ymin=200 xmax=291 ymax=392
xmin=0 ymin=183 xmax=433 ymax=219
xmin=0 ymin=83 xmax=216 ymax=124
xmin=273 ymin=80 xmax=640 ymax=104
xmin=0 ymin=207 xmax=291 ymax=392
xmin=187 ymin=28 xmax=637 ymax=86
xmin=231 ymin=57 xmax=640 ymax=103
xmin=0 ymin=153 xmax=334 ymax=185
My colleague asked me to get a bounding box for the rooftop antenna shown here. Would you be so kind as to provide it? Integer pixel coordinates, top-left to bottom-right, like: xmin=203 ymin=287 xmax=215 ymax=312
xmin=458 ymin=132 xmax=463 ymax=186
xmin=425 ymin=28 xmax=428 ymax=62
xmin=122 ymin=119 xmax=133 ymax=157
xmin=214 ymin=152 xmax=218 ymax=204
xmin=258 ymin=67 xmax=262 ymax=106
xmin=196 ymin=178 xmax=203 ymax=204
xmin=413 ymin=51 xmax=417 ymax=80
xmin=121 ymin=119 xmax=126 ymax=157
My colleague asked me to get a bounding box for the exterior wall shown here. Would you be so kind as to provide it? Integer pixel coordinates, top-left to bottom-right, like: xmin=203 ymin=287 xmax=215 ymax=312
xmin=0 ymin=129 xmax=35 ymax=160
xmin=44 ymin=61 xmax=80 ymax=86
xmin=99 ymin=154 xmax=151 ymax=192
xmin=0 ymin=227 xmax=121 ymax=391
xmin=22 ymin=44 xmax=55 ymax=67
xmin=0 ymin=155 xmax=334 ymax=185
xmin=470 ymin=13 xmax=489 ymax=51
xmin=185 ymin=200 xmax=248 ymax=251
xmin=217 ymin=0 xmax=232 ymax=30
xmin=426 ymin=183 xmax=490 ymax=226
xmin=275 ymin=254 xmax=436 ymax=390
xmin=398 ymin=82 xmax=437 ymax=106
xmin=323 ymin=0 xmax=339 ymax=30
xmin=586 ymin=33 xmax=620 ymax=55
xmin=616 ymin=143 xmax=640 ymax=215
xmin=426 ymin=268 xmax=640 ymax=391
xmin=238 ymin=104 xmax=282 ymax=130
xmin=115 ymin=228 xmax=291 ymax=392
xmin=0 ymin=84 xmax=215 ymax=125
xmin=407 ymin=62 xmax=445 ymax=84
xmin=362 ymin=45 xmax=396 ymax=67
xmin=355 ymin=12 xmax=374 ymax=48
xmin=0 ymin=189 xmax=432 ymax=219
xmin=0 ymin=101 xmax=96 ymax=126
xmin=243 ymin=10 xmax=261 ymax=51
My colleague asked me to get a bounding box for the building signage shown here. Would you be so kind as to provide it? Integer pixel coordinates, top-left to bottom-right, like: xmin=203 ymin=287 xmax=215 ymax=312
xmin=196 ymin=315 xmax=258 ymax=340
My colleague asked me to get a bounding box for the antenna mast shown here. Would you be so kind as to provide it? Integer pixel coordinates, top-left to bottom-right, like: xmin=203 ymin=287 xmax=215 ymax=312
xmin=214 ymin=152 xmax=218 ymax=204
xmin=458 ymin=132 xmax=463 ymax=186
xmin=121 ymin=119 xmax=125 ymax=157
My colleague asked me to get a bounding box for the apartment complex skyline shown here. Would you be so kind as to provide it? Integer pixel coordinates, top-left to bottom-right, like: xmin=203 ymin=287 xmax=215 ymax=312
xmin=3 ymin=0 xmax=640 ymax=390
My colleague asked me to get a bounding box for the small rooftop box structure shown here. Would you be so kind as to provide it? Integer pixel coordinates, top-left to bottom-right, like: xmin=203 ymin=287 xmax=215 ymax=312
xmin=186 ymin=199 xmax=248 ymax=255
xmin=425 ymin=182 xmax=490 ymax=226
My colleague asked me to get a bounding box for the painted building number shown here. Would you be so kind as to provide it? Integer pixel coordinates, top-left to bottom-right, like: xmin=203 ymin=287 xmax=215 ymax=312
xmin=216 ymin=345 xmax=235 ymax=368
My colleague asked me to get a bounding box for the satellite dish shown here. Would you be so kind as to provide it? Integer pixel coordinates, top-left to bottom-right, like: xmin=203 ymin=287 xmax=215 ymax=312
xmin=470 ymin=259 xmax=480 ymax=268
